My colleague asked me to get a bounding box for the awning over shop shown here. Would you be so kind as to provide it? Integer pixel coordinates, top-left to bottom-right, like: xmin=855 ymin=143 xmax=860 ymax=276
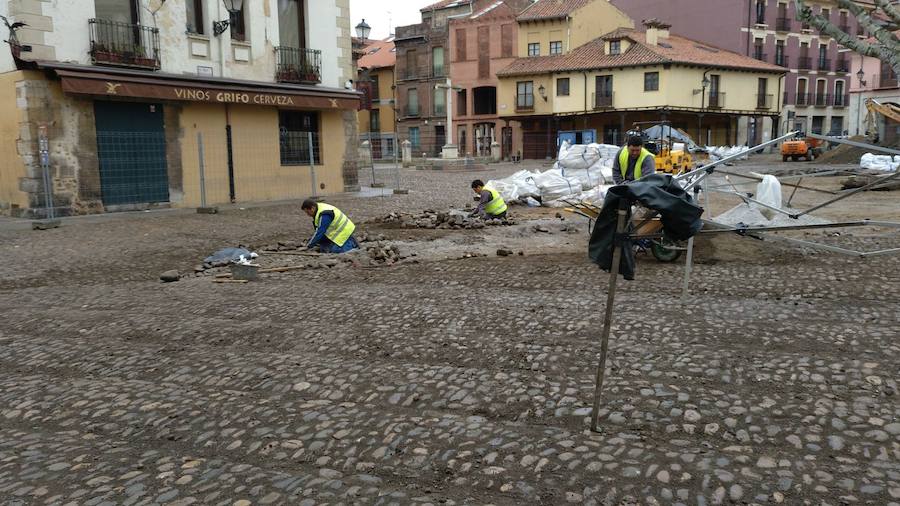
xmin=40 ymin=62 xmax=360 ymax=110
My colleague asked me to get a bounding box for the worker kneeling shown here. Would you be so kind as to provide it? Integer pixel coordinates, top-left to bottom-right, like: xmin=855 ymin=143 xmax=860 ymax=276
xmin=613 ymin=135 xmax=656 ymax=184
xmin=470 ymin=179 xmax=508 ymax=220
xmin=301 ymin=199 xmax=359 ymax=253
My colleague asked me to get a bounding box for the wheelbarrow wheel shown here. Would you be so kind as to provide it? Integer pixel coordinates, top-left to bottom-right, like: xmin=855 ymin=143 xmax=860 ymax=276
xmin=651 ymin=239 xmax=682 ymax=262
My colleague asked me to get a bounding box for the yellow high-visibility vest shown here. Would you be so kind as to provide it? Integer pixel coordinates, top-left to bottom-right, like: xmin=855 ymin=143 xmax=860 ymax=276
xmin=618 ymin=147 xmax=653 ymax=180
xmin=483 ymin=186 xmax=508 ymax=216
xmin=314 ymin=203 xmax=356 ymax=247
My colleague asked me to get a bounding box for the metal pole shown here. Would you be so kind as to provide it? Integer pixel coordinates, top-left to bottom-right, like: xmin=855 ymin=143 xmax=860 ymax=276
xmin=786 ymin=177 xmax=802 ymax=207
xmin=591 ymin=199 xmax=629 ymax=433
xmin=38 ymin=125 xmax=55 ymax=221
xmin=681 ymin=187 xmax=700 ymax=304
xmin=677 ymin=131 xmax=798 ymax=186
xmin=806 ymin=132 xmax=900 ymax=156
xmin=368 ymin=140 xmax=377 ymax=187
xmin=198 ymin=132 xmax=207 ymax=208
xmin=308 ymin=131 xmax=318 ymax=199
xmin=790 ymin=169 xmax=900 ymax=219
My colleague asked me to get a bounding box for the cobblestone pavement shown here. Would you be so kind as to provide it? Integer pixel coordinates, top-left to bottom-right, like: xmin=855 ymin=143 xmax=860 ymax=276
xmin=1 ymin=161 xmax=899 ymax=505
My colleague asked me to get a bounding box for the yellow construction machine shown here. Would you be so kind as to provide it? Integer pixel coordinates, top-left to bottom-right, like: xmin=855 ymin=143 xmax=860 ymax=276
xmin=864 ymin=98 xmax=900 ymax=143
xmin=628 ymin=122 xmax=694 ymax=175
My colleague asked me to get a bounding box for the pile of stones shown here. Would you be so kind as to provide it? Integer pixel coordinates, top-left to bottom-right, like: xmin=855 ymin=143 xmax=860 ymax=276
xmin=376 ymin=210 xmax=516 ymax=230
xmin=363 ymin=242 xmax=413 ymax=265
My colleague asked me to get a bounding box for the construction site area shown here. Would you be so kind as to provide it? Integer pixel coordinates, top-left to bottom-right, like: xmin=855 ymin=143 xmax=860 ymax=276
xmin=1 ymin=144 xmax=900 ymax=505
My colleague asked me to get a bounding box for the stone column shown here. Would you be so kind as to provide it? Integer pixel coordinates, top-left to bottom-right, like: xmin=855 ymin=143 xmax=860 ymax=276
xmin=341 ymin=110 xmax=361 ymax=192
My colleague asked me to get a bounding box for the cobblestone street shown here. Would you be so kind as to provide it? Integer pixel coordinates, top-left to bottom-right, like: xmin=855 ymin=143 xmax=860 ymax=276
xmin=1 ymin=161 xmax=899 ymax=505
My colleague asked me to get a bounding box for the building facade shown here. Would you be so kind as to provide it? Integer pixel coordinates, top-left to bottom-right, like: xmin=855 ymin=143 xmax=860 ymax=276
xmin=394 ymin=0 xmax=476 ymax=157
xmin=497 ymin=23 xmax=786 ymax=159
xmin=0 ymin=0 xmax=359 ymax=218
xmin=495 ymin=0 xmax=637 ymax=158
xmin=357 ymin=38 xmax=397 ymax=160
xmin=849 ymin=47 xmax=900 ymax=140
xmin=447 ymin=0 xmax=531 ymax=159
xmin=611 ymin=0 xmax=864 ymax=141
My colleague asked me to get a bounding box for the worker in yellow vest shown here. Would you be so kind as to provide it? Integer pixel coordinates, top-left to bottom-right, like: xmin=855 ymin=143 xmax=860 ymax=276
xmin=612 ymin=135 xmax=656 ymax=185
xmin=301 ymin=199 xmax=359 ymax=253
xmin=470 ymin=179 xmax=508 ymax=219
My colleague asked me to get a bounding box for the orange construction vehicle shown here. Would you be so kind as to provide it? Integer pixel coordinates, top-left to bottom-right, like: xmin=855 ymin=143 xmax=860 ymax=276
xmin=781 ymin=133 xmax=824 ymax=161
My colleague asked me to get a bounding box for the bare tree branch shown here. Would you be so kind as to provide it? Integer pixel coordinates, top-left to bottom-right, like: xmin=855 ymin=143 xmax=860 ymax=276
xmin=795 ymin=0 xmax=900 ymax=76
xmin=874 ymin=0 xmax=900 ymax=26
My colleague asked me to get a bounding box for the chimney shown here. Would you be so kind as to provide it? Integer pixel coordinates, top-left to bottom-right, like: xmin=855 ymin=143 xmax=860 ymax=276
xmin=643 ymin=18 xmax=671 ymax=46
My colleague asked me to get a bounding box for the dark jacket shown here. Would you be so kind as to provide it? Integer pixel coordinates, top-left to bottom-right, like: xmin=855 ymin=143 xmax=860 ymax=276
xmin=588 ymin=174 xmax=704 ymax=280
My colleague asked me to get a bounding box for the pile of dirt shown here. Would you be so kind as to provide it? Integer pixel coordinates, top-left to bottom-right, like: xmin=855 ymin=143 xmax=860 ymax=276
xmin=816 ymin=136 xmax=900 ymax=165
xmin=373 ymin=210 xmax=517 ymax=230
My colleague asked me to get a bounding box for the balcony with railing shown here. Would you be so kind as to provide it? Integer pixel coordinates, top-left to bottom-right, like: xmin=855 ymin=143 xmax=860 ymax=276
xmin=792 ymin=92 xmax=812 ymax=107
xmin=812 ymin=93 xmax=829 ymax=107
xmin=839 ymin=24 xmax=850 ymax=34
xmin=832 ymin=94 xmax=849 ymax=107
xmin=775 ymin=54 xmax=788 ymax=67
xmin=836 ymin=59 xmax=850 ymax=73
xmin=817 ymin=58 xmax=831 ymax=71
xmin=776 ymin=17 xmax=791 ymax=31
xmin=89 ymin=18 xmax=160 ymax=70
xmin=593 ymin=92 xmax=614 ymax=109
xmin=405 ymin=104 xmax=420 ymax=117
xmin=797 ymin=56 xmax=812 ymax=70
xmin=756 ymin=94 xmax=773 ymax=109
xmin=515 ymin=94 xmax=535 ymax=112
xmin=753 ymin=51 xmax=767 ymax=62
xmin=275 ymin=47 xmax=322 ymax=84
xmin=878 ymin=73 xmax=899 ymax=88
xmin=707 ymin=92 xmax=725 ymax=109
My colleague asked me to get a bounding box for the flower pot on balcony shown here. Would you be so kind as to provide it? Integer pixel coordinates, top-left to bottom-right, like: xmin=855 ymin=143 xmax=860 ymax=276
xmin=94 ymin=50 xmax=123 ymax=64
xmin=277 ymin=69 xmax=301 ymax=82
xmin=134 ymin=57 xmax=157 ymax=68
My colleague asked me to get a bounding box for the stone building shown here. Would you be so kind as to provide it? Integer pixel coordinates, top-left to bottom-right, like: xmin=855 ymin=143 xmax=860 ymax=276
xmin=0 ymin=0 xmax=360 ymax=217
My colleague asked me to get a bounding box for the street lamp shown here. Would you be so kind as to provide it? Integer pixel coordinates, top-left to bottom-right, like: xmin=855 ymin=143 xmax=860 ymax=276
xmin=356 ymin=19 xmax=371 ymax=41
xmin=699 ymin=71 xmax=711 ymax=146
xmin=857 ymin=67 xmax=867 ymax=86
xmin=538 ymin=84 xmax=547 ymax=101
xmin=213 ymin=0 xmax=244 ymax=37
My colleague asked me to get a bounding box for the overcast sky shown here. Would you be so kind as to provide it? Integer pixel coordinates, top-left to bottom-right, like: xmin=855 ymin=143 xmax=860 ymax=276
xmin=350 ymin=0 xmax=437 ymax=40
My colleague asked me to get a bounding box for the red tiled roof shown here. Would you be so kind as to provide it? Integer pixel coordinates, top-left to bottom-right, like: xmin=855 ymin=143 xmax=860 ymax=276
xmin=517 ymin=0 xmax=592 ymax=21
xmin=498 ymin=28 xmax=787 ymax=76
xmin=421 ymin=0 xmax=472 ymax=11
xmin=358 ymin=38 xmax=396 ymax=70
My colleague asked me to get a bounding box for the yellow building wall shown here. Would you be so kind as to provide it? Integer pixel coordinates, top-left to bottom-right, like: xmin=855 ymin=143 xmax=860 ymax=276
xmin=0 ymin=71 xmax=33 ymax=211
xmin=569 ymin=1 xmax=634 ymax=50
xmin=179 ymin=103 xmax=347 ymax=207
xmin=357 ymin=67 xmax=396 ymax=135
xmin=517 ymin=0 xmax=634 ymax=56
xmin=498 ymin=74 xmax=555 ymax=117
xmin=502 ymin=66 xmax=784 ymax=117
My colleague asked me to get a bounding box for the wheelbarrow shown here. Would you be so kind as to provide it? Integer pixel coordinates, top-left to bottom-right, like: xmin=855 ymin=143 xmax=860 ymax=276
xmin=563 ymin=201 xmax=684 ymax=262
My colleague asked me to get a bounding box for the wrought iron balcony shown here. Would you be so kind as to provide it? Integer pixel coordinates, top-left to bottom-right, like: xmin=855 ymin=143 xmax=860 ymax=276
xmin=797 ymin=57 xmax=812 ymax=70
xmin=794 ymin=93 xmax=812 ymax=106
xmin=756 ymin=94 xmax=773 ymax=109
xmin=593 ymin=92 xmax=614 ymax=109
xmin=275 ymin=47 xmax=322 ymax=84
xmin=818 ymin=58 xmax=831 ymax=71
xmin=89 ymin=18 xmax=160 ymax=70
xmin=775 ymin=54 xmax=788 ymax=67
xmin=707 ymin=92 xmax=725 ymax=109
xmin=775 ymin=17 xmax=791 ymax=31
xmin=832 ymin=94 xmax=849 ymax=107
xmin=405 ymin=105 xmax=420 ymax=117
xmin=814 ymin=93 xmax=830 ymax=107
xmin=836 ymin=59 xmax=850 ymax=73
xmin=753 ymin=51 xmax=768 ymax=62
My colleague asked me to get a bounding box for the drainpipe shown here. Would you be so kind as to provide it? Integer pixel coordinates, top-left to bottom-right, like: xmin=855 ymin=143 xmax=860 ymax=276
xmin=746 ymin=0 xmax=752 ymax=56
xmin=776 ymin=73 xmax=783 ymax=138
xmin=217 ymin=0 xmax=227 ymax=78
xmin=583 ymin=71 xmax=589 ymax=129
xmin=566 ymin=16 xmax=572 ymax=53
